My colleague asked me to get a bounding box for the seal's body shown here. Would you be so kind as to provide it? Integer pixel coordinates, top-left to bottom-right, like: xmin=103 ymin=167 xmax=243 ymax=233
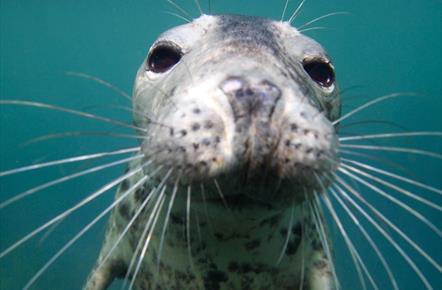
xmin=85 ymin=14 xmax=341 ymax=290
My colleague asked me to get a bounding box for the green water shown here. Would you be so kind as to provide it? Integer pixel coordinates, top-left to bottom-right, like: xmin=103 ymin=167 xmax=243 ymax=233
xmin=0 ymin=1 xmax=441 ymax=289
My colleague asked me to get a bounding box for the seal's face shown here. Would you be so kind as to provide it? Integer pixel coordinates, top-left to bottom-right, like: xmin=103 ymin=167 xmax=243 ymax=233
xmin=133 ymin=15 xmax=340 ymax=206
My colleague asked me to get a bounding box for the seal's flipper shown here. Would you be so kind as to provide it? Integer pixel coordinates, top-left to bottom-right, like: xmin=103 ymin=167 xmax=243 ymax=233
xmin=307 ymin=253 xmax=336 ymax=290
xmin=84 ymin=259 xmax=127 ymax=290
xmin=83 ymin=263 xmax=114 ymax=290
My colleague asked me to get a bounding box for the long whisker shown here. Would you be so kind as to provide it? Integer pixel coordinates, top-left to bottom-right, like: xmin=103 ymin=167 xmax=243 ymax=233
xmin=339 ymin=144 xmax=442 ymax=159
xmin=20 ymin=131 xmax=142 ymax=147
xmin=193 ymin=0 xmax=203 ymax=15
xmin=322 ymin=194 xmax=379 ymax=290
xmin=0 ymin=146 xmax=140 ymax=178
xmin=308 ymin=194 xmax=341 ymax=288
xmin=122 ymin=188 xmax=162 ymax=290
xmin=0 ymin=161 xmax=150 ymax=259
xmin=0 ymin=154 xmax=145 ymax=209
xmin=332 ymin=93 xmax=414 ymax=125
xmin=288 ymin=0 xmax=307 ymax=24
xmin=341 ymin=158 xmax=442 ymax=195
xmin=281 ymin=0 xmax=290 ymax=22
xmin=123 ymin=169 xmax=172 ymax=289
xmin=93 ymin=167 xmax=165 ymax=276
xmin=298 ymin=203 xmax=305 ymax=290
xmin=298 ymin=26 xmax=329 ymax=33
xmin=22 ymin=175 xmax=148 ymax=290
xmin=166 ymin=0 xmax=193 ymax=22
xmin=313 ymin=178 xmax=364 ymax=290
xmin=339 ymin=131 xmax=442 ymax=142
xmin=341 ymin=161 xmax=442 ymax=211
xmin=334 ymin=180 xmax=434 ymax=290
xmin=0 ymin=100 xmax=147 ymax=132
xmin=129 ymin=186 xmax=168 ymax=290
xmin=338 ymin=165 xmax=442 ymax=237
xmin=213 ymin=179 xmax=232 ymax=213
xmin=156 ymin=175 xmax=181 ymax=271
xmin=276 ymin=199 xmax=294 ymax=265
xmin=339 ymin=120 xmax=408 ymax=131
xmin=162 ymin=11 xmax=192 ymax=23
xmin=338 ymin=148 xmax=413 ymax=176
xmin=298 ymin=11 xmax=350 ymax=30
xmin=200 ymin=184 xmax=214 ymax=235
xmin=64 ymin=71 xmax=131 ymax=101
xmin=329 ymin=186 xmax=399 ymax=290
xmin=186 ymin=185 xmax=195 ymax=271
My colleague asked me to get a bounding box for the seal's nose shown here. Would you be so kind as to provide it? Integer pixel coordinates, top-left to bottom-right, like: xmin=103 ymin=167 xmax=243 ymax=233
xmin=220 ymin=76 xmax=281 ymax=119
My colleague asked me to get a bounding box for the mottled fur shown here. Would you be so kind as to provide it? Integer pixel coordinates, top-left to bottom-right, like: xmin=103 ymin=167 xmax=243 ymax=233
xmin=85 ymin=14 xmax=340 ymax=290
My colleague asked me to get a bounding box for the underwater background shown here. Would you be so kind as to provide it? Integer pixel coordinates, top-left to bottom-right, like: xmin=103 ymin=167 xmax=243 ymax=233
xmin=0 ymin=0 xmax=441 ymax=289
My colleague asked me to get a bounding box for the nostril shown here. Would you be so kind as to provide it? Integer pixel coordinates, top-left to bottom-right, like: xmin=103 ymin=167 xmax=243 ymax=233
xmin=220 ymin=76 xmax=246 ymax=95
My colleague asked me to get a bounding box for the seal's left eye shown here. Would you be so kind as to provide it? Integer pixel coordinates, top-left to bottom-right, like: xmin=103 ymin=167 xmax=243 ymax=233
xmin=147 ymin=43 xmax=182 ymax=73
xmin=303 ymin=59 xmax=335 ymax=88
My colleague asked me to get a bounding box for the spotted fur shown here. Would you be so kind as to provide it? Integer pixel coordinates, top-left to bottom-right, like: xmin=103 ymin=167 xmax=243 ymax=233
xmin=85 ymin=14 xmax=340 ymax=290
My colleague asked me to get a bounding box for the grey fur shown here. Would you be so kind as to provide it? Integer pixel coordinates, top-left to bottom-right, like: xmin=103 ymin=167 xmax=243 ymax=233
xmin=85 ymin=14 xmax=340 ymax=290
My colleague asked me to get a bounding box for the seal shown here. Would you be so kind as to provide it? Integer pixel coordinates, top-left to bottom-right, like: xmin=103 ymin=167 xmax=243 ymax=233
xmin=84 ymin=14 xmax=341 ymax=290
xmin=0 ymin=3 xmax=440 ymax=290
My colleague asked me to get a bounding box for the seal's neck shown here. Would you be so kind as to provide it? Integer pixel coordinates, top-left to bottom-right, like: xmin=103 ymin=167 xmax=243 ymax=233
xmin=149 ymin=198 xmax=310 ymax=289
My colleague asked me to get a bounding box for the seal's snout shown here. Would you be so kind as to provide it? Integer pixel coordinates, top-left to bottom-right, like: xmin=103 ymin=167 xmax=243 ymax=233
xmin=219 ymin=76 xmax=283 ymax=170
xmin=220 ymin=76 xmax=281 ymax=118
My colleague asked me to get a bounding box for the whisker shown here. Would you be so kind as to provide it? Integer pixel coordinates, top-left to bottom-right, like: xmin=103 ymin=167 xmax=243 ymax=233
xmin=298 ymin=26 xmax=329 ymax=33
xmin=334 ymin=180 xmax=434 ymax=290
xmin=0 ymin=146 xmax=140 ymax=178
xmin=329 ymin=186 xmax=399 ymax=290
xmin=162 ymin=11 xmax=192 ymax=23
xmin=213 ymin=179 xmax=232 ymax=213
xmin=340 ymin=144 xmax=442 ymax=159
xmin=341 ymin=160 xmax=442 ymax=210
xmin=338 ymin=165 xmax=442 ymax=237
xmin=338 ymin=148 xmax=413 ymax=177
xmin=20 ymin=131 xmax=142 ymax=147
xmin=111 ymin=105 xmax=173 ymax=130
xmin=340 ymin=131 xmax=442 ymax=142
xmin=308 ymin=194 xmax=340 ymax=288
xmin=339 ymin=120 xmax=408 ymax=131
xmin=322 ymin=194 xmax=379 ymax=290
xmin=298 ymin=203 xmax=305 ymax=290
xmin=0 ymin=100 xmax=147 ymax=132
xmin=200 ymin=184 xmax=214 ymax=235
xmin=298 ymin=11 xmax=350 ymax=30
xmin=122 ymin=188 xmax=162 ymax=290
xmin=123 ymin=169 xmax=172 ymax=289
xmin=157 ymin=175 xmax=181 ymax=271
xmin=313 ymin=177 xmax=364 ymax=290
xmin=0 ymin=160 xmax=150 ymax=259
xmin=186 ymin=185 xmax=195 ymax=271
xmin=193 ymin=0 xmax=203 ymax=15
xmin=333 ymin=93 xmax=415 ymax=125
xmin=281 ymin=0 xmax=290 ymax=22
xmin=276 ymin=199 xmax=294 ymax=265
xmin=129 ymin=186 xmax=168 ymax=290
xmin=64 ymin=71 xmax=131 ymax=101
xmin=288 ymin=0 xmax=307 ymax=24
xmin=166 ymin=0 xmax=193 ymax=21
xmin=341 ymin=158 xmax=442 ymax=195
xmin=93 ymin=167 xmax=165 ymax=277
xmin=22 ymin=175 xmax=148 ymax=290
xmin=0 ymin=154 xmax=145 ymax=209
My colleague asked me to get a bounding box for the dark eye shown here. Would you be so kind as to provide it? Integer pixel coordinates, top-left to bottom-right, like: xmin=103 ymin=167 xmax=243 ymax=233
xmin=303 ymin=59 xmax=335 ymax=88
xmin=147 ymin=43 xmax=182 ymax=73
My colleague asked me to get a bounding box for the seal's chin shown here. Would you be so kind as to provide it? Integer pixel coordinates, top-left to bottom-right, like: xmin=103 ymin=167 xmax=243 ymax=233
xmin=179 ymin=162 xmax=326 ymax=209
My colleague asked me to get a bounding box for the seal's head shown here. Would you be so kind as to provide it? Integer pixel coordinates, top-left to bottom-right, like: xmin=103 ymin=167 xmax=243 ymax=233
xmin=133 ymin=15 xmax=341 ymax=206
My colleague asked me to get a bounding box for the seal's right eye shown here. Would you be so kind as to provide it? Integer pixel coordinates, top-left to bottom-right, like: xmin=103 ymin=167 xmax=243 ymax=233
xmin=147 ymin=43 xmax=183 ymax=73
